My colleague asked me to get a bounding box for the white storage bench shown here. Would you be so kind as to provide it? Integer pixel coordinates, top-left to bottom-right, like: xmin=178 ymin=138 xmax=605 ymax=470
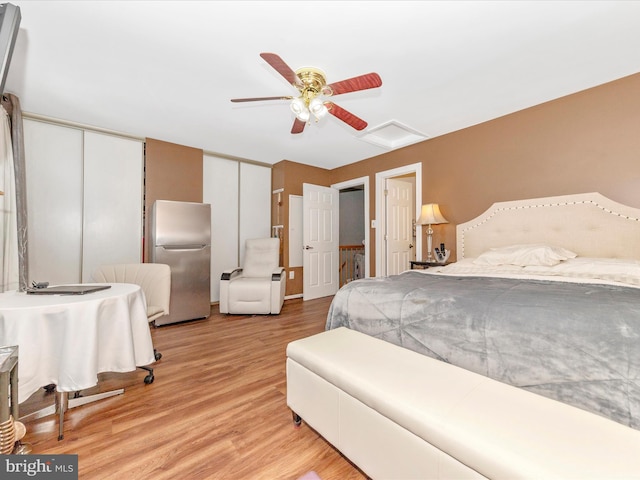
xmin=286 ymin=327 xmax=640 ymax=480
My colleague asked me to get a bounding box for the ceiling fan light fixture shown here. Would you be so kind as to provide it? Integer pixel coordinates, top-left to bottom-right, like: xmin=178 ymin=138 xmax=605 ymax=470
xmin=232 ymin=53 xmax=382 ymax=134
xmin=297 ymin=109 xmax=310 ymax=122
xmin=290 ymin=97 xmax=309 ymax=121
xmin=309 ymin=97 xmax=328 ymax=119
xmin=291 ymin=97 xmax=309 ymax=116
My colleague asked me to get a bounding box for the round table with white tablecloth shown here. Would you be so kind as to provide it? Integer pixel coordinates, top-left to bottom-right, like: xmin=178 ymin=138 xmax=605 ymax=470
xmin=0 ymin=283 xmax=155 ymax=404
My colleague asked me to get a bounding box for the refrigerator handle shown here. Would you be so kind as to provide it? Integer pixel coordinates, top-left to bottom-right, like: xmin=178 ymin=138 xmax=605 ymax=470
xmin=160 ymin=245 xmax=209 ymax=250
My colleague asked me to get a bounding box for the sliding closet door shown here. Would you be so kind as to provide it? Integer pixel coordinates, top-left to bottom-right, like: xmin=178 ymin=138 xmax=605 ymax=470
xmin=24 ymin=119 xmax=144 ymax=285
xmin=203 ymin=154 xmax=239 ymax=303
xmin=24 ymin=119 xmax=83 ymax=284
xmin=82 ymin=131 xmax=144 ymax=281
xmin=203 ymin=156 xmax=271 ymax=302
xmin=239 ymin=162 xmax=271 ymax=266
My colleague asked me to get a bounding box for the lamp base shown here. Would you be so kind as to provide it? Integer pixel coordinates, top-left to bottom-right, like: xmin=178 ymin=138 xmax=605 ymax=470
xmin=426 ymin=225 xmax=434 ymax=262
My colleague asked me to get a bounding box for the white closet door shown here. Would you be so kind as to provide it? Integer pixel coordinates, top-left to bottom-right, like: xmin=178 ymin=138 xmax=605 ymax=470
xmin=82 ymin=132 xmax=143 ymax=281
xmin=24 ymin=119 xmax=83 ymax=284
xmin=203 ymin=154 xmax=239 ymax=302
xmin=239 ymin=162 xmax=271 ymax=266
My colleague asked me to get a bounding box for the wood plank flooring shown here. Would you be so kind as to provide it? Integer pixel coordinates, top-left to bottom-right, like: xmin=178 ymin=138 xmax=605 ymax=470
xmin=18 ymin=297 xmax=367 ymax=480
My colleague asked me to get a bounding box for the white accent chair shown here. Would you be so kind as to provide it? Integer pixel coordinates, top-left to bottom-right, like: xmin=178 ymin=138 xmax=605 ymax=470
xmin=219 ymin=238 xmax=286 ymax=315
xmin=92 ymin=263 xmax=171 ymax=384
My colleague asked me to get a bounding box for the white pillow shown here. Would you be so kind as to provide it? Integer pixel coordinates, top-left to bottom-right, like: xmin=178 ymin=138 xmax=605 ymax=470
xmin=524 ymin=257 xmax=640 ymax=286
xmin=473 ymin=244 xmax=577 ymax=267
xmin=439 ymin=258 xmax=525 ymax=275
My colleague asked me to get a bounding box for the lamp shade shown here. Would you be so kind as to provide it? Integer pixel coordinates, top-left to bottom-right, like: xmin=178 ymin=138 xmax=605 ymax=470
xmin=417 ymin=203 xmax=448 ymax=225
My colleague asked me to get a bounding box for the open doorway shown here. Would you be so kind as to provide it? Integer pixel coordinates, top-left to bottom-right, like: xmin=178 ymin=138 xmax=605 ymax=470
xmin=332 ymin=176 xmax=370 ymax=287
xmin=294 ymin=178 xmax=370 ymax=300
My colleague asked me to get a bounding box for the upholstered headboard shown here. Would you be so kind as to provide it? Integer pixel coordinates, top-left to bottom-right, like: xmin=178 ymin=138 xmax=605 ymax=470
xmin=457 ymin=192 xmax=640 ymax=260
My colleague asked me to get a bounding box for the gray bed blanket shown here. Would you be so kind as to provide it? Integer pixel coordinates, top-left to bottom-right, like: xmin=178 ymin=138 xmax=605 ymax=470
xmin=326 ymin=271 xmax=640 ymax=429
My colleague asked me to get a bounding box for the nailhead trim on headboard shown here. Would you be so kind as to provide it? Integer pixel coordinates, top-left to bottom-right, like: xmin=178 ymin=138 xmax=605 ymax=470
xmin=457 ymin=194 xmax=640 ymax=259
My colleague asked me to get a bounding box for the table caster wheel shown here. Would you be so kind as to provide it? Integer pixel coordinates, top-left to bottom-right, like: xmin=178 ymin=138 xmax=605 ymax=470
xmin=144 ymin=374 xmax=154 ymax=384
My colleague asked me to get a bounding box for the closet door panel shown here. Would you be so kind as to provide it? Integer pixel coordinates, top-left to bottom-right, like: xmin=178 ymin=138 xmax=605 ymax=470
xmin=82 ymin=132 xmax=143 ymax=281
xmin=239 ymin=162 xmax=271 ymax=266
xmin=203 ymin=154 xmax=239 ymax=302
xmin=24 ymin=119 xmax=83 ymax=284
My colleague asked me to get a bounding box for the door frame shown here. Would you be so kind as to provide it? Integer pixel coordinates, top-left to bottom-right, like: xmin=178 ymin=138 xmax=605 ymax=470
xmin=331 ymin=176 xmax=370 ymax=279
xmin=375 ymin=163 xmax=422 ymax=277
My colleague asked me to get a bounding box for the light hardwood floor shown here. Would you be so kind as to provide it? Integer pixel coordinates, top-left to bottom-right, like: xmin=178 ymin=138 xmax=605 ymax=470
xmin=18 ymin=296 xmax=367 ymax=480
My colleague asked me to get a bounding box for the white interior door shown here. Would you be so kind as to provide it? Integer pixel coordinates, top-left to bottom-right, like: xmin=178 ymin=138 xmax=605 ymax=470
xmin=303 ymin=183 xmax=338 ymax=300
xmin=386 ymin=178 xmax=414 ymax=276
xmin=375 ymin=163 xmax=422 ymax=277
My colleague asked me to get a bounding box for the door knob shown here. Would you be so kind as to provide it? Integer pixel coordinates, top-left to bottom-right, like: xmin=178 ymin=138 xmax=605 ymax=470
xmin=304 ymin=245 xmax=314 ymax=250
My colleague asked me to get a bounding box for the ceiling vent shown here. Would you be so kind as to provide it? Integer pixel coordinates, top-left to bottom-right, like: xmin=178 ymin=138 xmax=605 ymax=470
xmin=358 ymin=120 xmax=428 ymax=149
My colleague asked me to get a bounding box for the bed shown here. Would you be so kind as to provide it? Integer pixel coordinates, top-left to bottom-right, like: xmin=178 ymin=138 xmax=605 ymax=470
xmin=326 ymin=192 xmax=640 ymax=430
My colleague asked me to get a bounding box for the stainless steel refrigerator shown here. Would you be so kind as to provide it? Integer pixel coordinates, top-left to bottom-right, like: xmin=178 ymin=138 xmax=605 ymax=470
xmin=150 ymin=200 xmax=211 ymax=326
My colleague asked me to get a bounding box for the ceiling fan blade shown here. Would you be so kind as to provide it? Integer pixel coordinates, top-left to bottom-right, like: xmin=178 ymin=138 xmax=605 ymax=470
xmin=326 ymin=72 xmax=382 ymax=96
xmin=291 ymin=118 xmax=306 ymax=134
xmin=260 ymin=53 xmax=302 ymax=88
xmin=325 ymin=102 xmax=368 ymax=131
xmin=231 ymin=96 xmax=293 ymax=103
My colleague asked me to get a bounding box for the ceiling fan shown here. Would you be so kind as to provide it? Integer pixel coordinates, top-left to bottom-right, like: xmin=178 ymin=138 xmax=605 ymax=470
xmin=231 ymin=53 xmax=382 ymax=134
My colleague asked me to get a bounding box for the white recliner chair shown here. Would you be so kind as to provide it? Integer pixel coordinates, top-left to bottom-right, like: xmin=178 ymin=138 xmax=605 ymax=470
xmin=92 ymin=263 xmax=171 ymax=384
xmin=219 ymin=238 xmax=286 ymax=315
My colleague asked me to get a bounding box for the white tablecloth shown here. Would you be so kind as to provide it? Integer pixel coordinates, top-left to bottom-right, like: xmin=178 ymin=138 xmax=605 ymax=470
xmin=0 ymin=283 xmax=155 ymax=403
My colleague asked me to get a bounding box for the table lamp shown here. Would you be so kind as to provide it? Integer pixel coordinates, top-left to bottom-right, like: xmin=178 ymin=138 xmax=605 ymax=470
xmin=417 ymin=203 xmax=448 ymax=262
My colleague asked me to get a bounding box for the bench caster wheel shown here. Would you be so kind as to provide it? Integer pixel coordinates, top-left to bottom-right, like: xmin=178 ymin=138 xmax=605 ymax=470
xmin=144 ymin=374 xmax=154 ymax=384
xmin=292 ymin=412 xmax=302 ymax=427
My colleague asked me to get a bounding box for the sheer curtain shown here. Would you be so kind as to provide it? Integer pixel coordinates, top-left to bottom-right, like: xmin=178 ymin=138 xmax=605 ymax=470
xmin=1 ymin=93 xmax=27 ymax=292
xmin=0 ymin=103 xmax=18 ymax=291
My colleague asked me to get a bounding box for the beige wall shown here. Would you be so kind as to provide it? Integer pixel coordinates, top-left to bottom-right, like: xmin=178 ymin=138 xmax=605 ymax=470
xmin=277 ymin=72 xmax=640 ymax=290
xmin=144 ymin=138 xmax=204 ymax=261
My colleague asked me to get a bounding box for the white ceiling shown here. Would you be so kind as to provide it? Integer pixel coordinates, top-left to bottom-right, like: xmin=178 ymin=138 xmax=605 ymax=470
xmin=5 ymin=1 xmax=640 ymax=170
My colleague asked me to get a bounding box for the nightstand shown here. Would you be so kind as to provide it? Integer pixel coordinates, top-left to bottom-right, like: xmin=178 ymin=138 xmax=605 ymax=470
xmin=410 ymin=260 xmax=445 ymax=269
